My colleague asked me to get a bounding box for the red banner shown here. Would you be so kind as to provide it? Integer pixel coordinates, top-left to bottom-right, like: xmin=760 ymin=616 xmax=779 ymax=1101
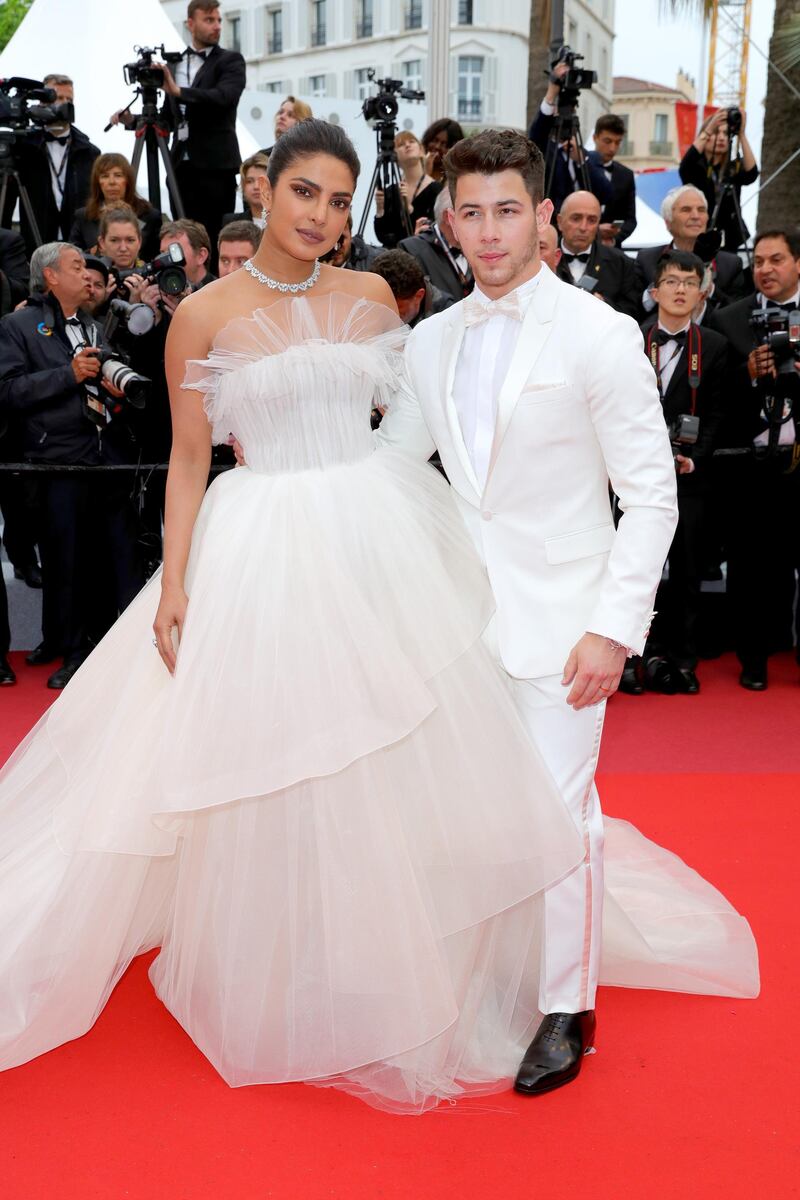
xmin=675 ymin=102 xmax=718 ymax=159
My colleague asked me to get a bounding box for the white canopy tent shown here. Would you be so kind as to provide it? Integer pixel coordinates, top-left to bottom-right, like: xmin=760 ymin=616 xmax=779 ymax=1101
xmin=0 ymin=0 xmax=259 ymax=217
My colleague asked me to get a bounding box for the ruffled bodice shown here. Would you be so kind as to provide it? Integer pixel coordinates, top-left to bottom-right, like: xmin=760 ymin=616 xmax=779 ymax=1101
xmin=182 ymin=292 xmax=408 ymax=474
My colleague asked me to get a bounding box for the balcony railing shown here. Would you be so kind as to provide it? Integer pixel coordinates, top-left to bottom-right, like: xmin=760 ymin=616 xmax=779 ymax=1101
xmin=267 ymin=34 xmax=282 ymax=54
xmin=311 ymin=26 xmax=326 ymax=46
xmin=356 ymin=19 xmax=373 ymax=37
xmin=405 ymin=3 xmax=423 ymax=30
xmin=458 ymin=97 xmax=482 ymax=118
xmin=649 ymin=139 xmax=673 ymax=157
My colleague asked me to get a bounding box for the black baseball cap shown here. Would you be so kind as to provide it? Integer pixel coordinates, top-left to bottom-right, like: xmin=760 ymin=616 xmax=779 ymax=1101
xmin=84 ymin=255 xmax=110 ymax=282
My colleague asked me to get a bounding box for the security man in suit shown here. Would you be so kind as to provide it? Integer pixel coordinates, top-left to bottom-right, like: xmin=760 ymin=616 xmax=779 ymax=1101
xmin=399 ymin=188 xmax=473 ymax=306
xmin=636 ymin=185 xmax=746 ymax=318
xmin=708 ymin=227 xmax=800 ymax=691
xmin=556 ymin=190 xmax=640 ymax=319
xmin=0 ymin=244 xmax=144 ymax=689
xmin=632 ymin=251 xmax=727 ymax=695
xmin=586 ymin=114 xmax=637 ymax=247
xmin=155 ymin=1 xmax=246 ymax=256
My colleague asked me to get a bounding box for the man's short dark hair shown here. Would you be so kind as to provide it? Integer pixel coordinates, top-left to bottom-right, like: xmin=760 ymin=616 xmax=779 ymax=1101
xmin=218 ymin=219 xmax=262 ymax=253
xmin=594 ymin=114 xmax=626 ymax=138
xmin=653 ymin=250 xmax=705 ymax=286
xmin=753 ymin=228 xmax=800 ymax=259
xmin=187 ymin=0 xmax=219 ymax=17
xmin=371 ymin=250 xmax=426 ymax=300
xmin=159 ymin=218 xmax=211 ymax=256
xmin=444 ymin=129 xmax=545 ymax=208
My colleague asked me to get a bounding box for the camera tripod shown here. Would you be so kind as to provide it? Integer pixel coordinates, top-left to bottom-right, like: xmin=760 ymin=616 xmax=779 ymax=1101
xmin=0 ymin=163 xmax=44 ymax=248
xmin=356 ymin=121 xmax=412 ymax=242
xmin=544 ymin=100 xmax=592 ymax=200
xmin=112 ymin=85 xmax=185 ymax=217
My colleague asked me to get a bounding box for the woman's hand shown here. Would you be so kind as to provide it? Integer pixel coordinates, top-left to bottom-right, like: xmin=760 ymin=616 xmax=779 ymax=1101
xmin=153 ymin=583 xmax=188 ymax=675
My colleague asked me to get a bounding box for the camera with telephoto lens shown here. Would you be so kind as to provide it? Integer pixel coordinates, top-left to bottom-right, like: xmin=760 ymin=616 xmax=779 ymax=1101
xmin=550 ymin=45 xmax=597 ymax=100
xmin=361 ymin=71 xmax=425 ymax=125
xmin=0 ymin=77 xmax=74 ymax=161
xmin=96 ymin=348 xmax=150 ymax=409
xmin=110 ymin=241 xmax=188 ymax=299
xmin=123 ymin=45 xmax=184 ymax=91
xmin=668 ymin=413 xmax=700 ymax=460
xmin=749 ymin=306 xmax=800 ymax=376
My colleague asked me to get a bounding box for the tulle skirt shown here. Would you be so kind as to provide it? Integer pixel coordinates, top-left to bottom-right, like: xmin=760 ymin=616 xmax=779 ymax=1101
xmin=0 ymin=450 xmax=759 ymax=1112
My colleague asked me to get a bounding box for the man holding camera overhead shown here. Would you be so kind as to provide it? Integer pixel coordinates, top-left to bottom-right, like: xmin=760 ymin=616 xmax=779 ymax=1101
xmin=0 ymin=244 xmax=144 ymax=688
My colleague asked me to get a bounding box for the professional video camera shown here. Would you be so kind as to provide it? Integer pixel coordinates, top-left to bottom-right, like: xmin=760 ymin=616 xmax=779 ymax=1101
xmin=361 ymin=71 xmax=425 ymax=125
xmin=357 ymin=71 xmax=425 ymax=242
xmin=0 ymin=77 xmax=74 ymax=163
xmin=108 ymin=242 xmax=188 ymax=300
xmin=549 ymin=45 xmax=596 ymax=115
xmin=123 ymin=45 xmax=184 ymax=91
xmin=749 ymin=306 xmax=800 ymax=376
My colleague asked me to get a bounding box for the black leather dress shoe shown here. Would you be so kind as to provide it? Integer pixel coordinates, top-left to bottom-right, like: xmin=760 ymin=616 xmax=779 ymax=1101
xmin=740 ymin=664 xmax=768 ymax=691
xmin=675 ymin=667 xmax=700 ymax=694
xmin=514 ymin=1010 xmax=596 ymax=1096
xmin=13 ymin=564 xmax=42 ymax=589
xmin=47 ymin=659 xmax=84 ymax=690
xmin=25 ymin=642 xmax=59 ymax=667
xmin=0 ymin=656 xmax=16 ymax=686
xmin=618 ymin=660 xmax=643 ymax=695
xmin=644 ymin=655 xmax=679 ymax=694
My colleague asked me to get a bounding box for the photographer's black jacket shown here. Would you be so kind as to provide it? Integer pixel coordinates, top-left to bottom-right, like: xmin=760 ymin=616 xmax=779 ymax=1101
xmin=2 ymin=126 xmax=101 ymax=257
xmin=635 ymin=242 xmax=747 ymax=311
xmin=679 ymin=145 xmax=758 ymax=253
xmin=398 ymin=227 xmax=471 ymax=305
xmin=527 ymin=109 xmax=612 ymax=216
xmin=0 ymin=228 xmax=30 ymax=316
xmin=708 ymin=293 xmax=800 ymax=448
xmin=585 ymin=150 xmax=637 ymax=245
xmin=641 ymin=319 xmax=728 ymax=492
xmin=164 ymin=45 xmax=246 ymax=171
xmin=0 ymin=294 xmax=132 ymax=463
xmin=557 ymin=241 xmax=640 ymax=319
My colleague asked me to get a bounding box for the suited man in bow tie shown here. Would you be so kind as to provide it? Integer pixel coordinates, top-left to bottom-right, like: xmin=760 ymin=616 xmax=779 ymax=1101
xmin=2 ymin=74 xmax=100 ymax=257
xmin=153 ymin=1 xmax=245 ymax=257
xmin=556 ymin=190 xmax=641 ymax=319
xmin=378 ymin=129 xmax=677 ymax=1095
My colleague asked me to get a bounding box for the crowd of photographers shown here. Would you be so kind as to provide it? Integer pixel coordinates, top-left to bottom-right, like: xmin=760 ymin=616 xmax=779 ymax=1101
xmin=0 ymin=0 xmax=797 ymax=699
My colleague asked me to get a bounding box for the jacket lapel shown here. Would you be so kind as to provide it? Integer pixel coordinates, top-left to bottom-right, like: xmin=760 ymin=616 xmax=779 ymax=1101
xmin=484 ymin=265 xmax=559 ymax=487
xmin=191 ymin=44 xmax=218 ymax=89
xmin=438 ymin=306 xmax=482 ymax=496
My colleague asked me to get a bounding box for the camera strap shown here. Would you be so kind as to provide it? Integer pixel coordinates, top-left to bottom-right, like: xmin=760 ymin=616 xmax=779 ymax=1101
xmin=646 ymin=323 xmax=701 ymax=412
xmin=46 ymin=138 xmax=71 ymax=210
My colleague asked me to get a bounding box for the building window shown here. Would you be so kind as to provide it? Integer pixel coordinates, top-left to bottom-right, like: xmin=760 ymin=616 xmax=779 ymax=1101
xmin=309 ymin=74 xmax=327 ymax=98
xmin=405 ymin=0 xmax=423 ymax=31
xmin=458 ymin=0 xmax=473 ymax=23
xmin=401 ymin=59 xmax=423 ymax=92
xmin=267 ymin=7 xmax=282 ymax=55
xmin=654 ymin=113 xmax=668 ymax=142
xmin=258 ymin=80 xmax=284 ymax=93
xmin=356 ymin=0 xmax=373 ymax=38
xmin=227 ymin=14 xmax=242 ymax=53
xmin=311 ymin=0 xmax=326 ymax=46
xmin=457 ymin=55 xmax=483 ymax=120
xmin=567 ymin=19 xmax=578 ymax=45
xmin=355 ymin=67 xmax=372 ymax=100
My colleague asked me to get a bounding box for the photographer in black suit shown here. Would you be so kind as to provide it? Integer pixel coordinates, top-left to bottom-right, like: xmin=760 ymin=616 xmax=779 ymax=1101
xmin=0 ymin=244 xmax=144 ymax=688
xmin=708 ymin=228 xmax=800 ymax=691
xmin=587 ymin=114 xmax=637 ymax=247
xmin=3 ymin=74 xmax=100 ymax=256
xmin=153 ymin=1 xmax=245 ymax=256
xmin=631 ymin=251 xmax=727 ymax=696
xmin=528 ymin=61 xmax=612 ymax=219
xmin=636 ymin=185 xmax=746 ymax=317
xmin=555 ymin=190 xmax=640 ymax=318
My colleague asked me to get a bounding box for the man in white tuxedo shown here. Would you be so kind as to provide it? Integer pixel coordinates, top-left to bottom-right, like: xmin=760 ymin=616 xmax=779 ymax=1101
xmin=378 ymin=129 xmax=678 ymax=1094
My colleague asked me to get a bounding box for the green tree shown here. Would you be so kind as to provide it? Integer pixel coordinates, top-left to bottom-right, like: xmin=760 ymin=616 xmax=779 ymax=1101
xmin=526 ymin=0 xmax=554 ymax=129
xmin=0 ymin=0 xmax=34 ymax=53
xmin=758 ymin=0 xmax=800 ymax=228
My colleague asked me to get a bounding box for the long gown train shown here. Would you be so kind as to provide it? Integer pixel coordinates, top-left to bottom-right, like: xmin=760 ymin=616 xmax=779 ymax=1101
xmin=0 ymin=294 xmax=758 ymax=1113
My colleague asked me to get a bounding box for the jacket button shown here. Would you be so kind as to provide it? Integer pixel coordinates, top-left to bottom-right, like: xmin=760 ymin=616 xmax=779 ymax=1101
xmin=481 ymin=510 xmax=493 ymax=522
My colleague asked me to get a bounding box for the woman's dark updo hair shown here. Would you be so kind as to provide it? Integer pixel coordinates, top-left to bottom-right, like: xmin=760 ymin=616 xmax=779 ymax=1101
xmin=266 ymin=119 xmax=361 ymax=188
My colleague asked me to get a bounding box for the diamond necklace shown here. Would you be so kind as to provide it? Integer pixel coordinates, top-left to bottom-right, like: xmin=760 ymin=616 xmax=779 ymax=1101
xmin=243 ymin=258 xmax=321 ymax=293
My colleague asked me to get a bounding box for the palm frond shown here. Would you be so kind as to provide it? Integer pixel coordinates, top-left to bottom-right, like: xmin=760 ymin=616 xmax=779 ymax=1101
xmin=657 ymin=0 xmax=714 ymax=20
xmin=773 ymin=13 xmax=800 ymax=73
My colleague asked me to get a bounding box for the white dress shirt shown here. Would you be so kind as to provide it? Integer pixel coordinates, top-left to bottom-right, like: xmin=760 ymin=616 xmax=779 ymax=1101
xmin=655 ymin=320 xmax=690 ymax=396
xmin=560 ymin=241 xmax=591 ymax=284
xmin=174 ymin=47 xmax=208 ymax=142
xmin=45 ymin=137 xmax=70 ymax=210
xmin=452 ymin=270 xmax=544 ymax=492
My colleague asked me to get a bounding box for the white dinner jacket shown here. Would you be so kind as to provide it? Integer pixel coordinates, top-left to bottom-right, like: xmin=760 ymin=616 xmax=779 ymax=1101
xmin=378 ymin=264 xmax=678 ymax=680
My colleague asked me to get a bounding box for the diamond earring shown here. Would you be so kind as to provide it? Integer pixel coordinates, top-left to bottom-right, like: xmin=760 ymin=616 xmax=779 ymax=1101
xmin=261 ymin=206 xmax=270 ymax=226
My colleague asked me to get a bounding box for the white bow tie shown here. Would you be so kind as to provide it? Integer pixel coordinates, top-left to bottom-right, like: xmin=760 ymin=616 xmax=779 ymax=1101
xmin=463 ymin=291 xmax=525 ymax=328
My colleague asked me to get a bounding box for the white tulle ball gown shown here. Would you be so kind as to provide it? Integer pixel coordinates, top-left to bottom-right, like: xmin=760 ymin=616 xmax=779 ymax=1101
xmin=0 ymin=294 xmax=758 ymax=1113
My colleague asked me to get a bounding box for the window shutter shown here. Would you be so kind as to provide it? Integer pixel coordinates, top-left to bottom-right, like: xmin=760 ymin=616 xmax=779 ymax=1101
xmin=343 ymin=70 xmax=355 ymax=100
xmin=327 ymin=74 xmax=338 ymax=98
xmin=485 ymin=56 xmax=497 ymax=122
xmin=449 ymin=53 xmax=458 ymax=121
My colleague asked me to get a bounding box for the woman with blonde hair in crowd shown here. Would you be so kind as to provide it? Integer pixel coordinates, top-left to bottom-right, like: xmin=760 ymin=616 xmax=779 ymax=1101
xmin=374 ymin=130 xmax=440 ymax=249
xmin=261 ymin=95 xmax=314 ymax=157
xmin=70 ymin=153 xmax=162 ymax=260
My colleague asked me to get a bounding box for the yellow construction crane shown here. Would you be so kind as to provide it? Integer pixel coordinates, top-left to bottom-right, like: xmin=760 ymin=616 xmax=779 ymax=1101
xmin=706 ymin=0 xmax=753 ymax=108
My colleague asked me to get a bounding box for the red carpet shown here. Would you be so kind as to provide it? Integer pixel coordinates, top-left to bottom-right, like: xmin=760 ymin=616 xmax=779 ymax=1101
xmin=0 ymin=651 xmax=797 ymax=1199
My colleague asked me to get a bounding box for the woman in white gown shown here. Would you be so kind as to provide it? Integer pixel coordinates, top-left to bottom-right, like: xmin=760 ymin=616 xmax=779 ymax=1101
xmin=0 ymin=121 xmax=757 ymax=1114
